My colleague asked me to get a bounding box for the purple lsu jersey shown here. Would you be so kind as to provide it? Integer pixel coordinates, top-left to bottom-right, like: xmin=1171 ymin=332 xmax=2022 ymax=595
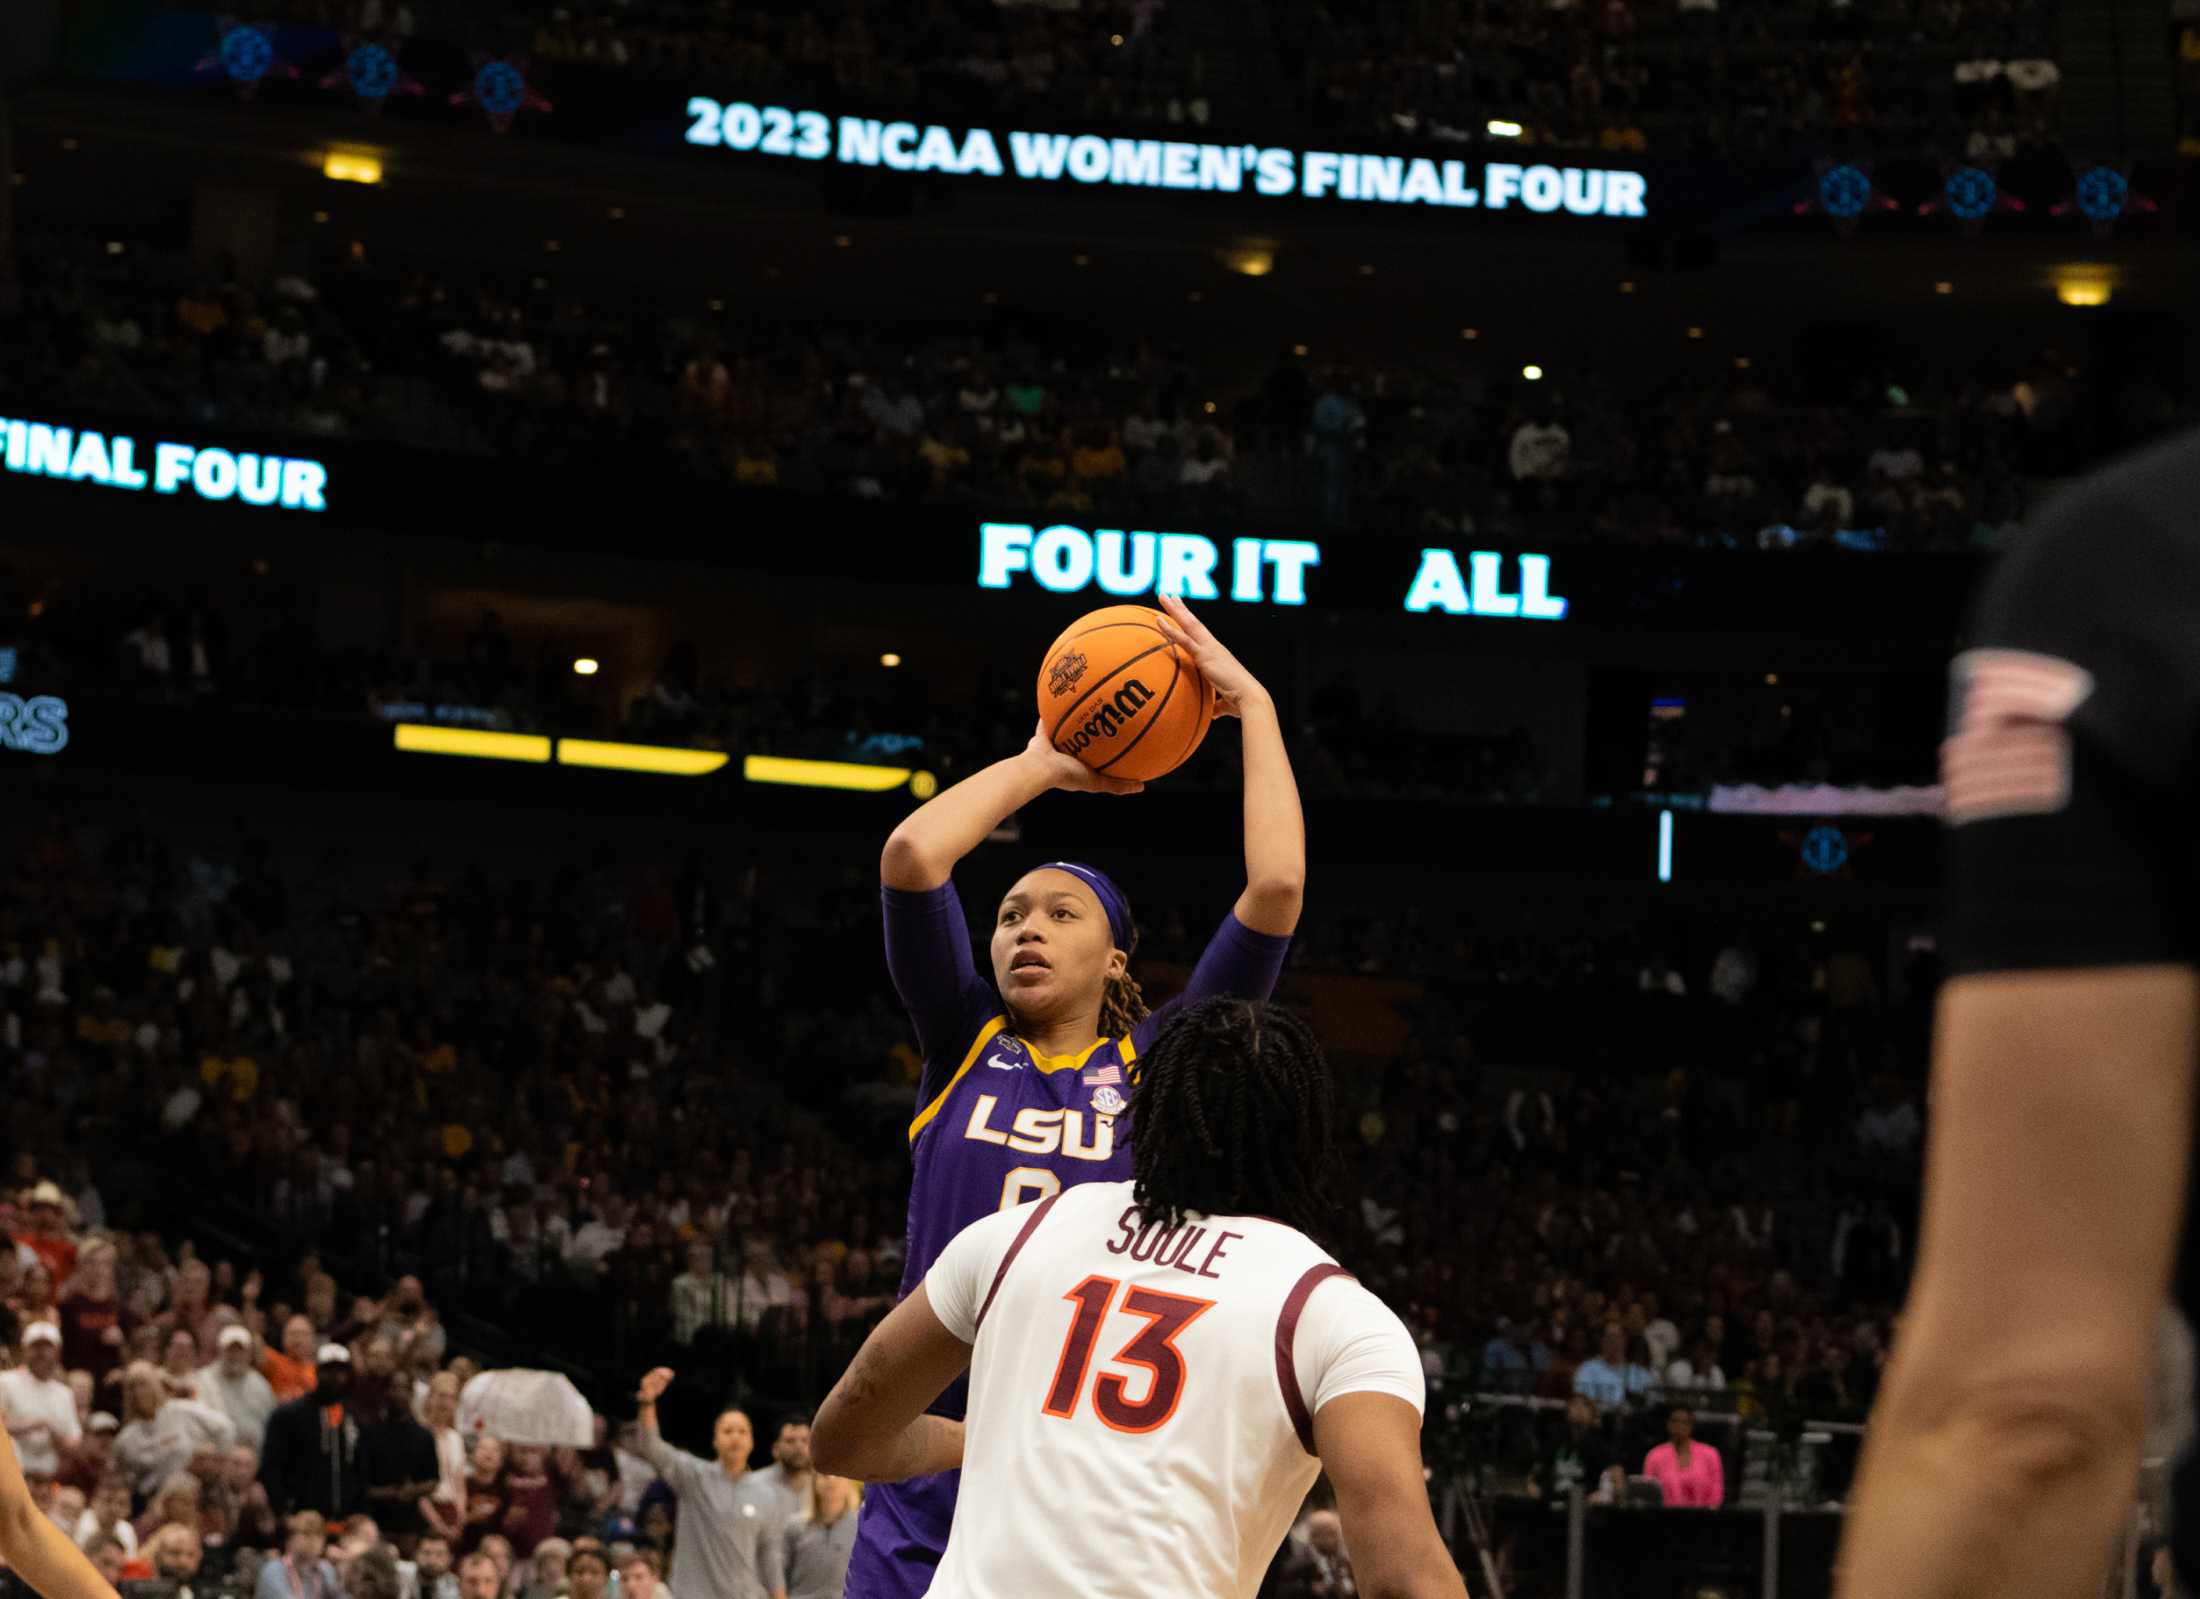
xmin=844 ymin=880 xmax=1290 ymax=1599
xmin=899 ymin=1018 xmax=1139 ymax=1317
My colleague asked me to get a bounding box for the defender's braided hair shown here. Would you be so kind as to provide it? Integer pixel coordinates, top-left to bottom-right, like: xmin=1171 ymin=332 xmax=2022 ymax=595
xmin=1129 ymin=996 xmax=1339 ymax=1237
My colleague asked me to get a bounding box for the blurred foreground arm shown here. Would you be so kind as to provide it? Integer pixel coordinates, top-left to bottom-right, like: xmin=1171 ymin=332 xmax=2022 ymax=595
xmin=1836 ymin=968 xmax=2198 ymax=1599
xmin=0 ymin=1425 xmax=124 ymax=1599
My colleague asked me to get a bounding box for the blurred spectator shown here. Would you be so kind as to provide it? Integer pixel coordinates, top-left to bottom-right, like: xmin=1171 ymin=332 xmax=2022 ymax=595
xmin=456 ymin=1551 xmax=500 ymax=1599
xmin=0 ymin=1321 xmax=82 ymax=1477
xmin=749 ymin=1418 xmax=812 ymax=1523
xmin=14 ymin=1181 xmax=80 ymax=1282
xmin=114 ymin=1359 xmax=236 ymax=1497
xmin=256 ymin=1509 xmax=341 ymax=1599
xmin=200 ymin=1324 xmax=279 ymax=1447
xmin=1571 ymin=1323 xmax=1654 ymax=1411
xmin=60 ymin=1412 xmax=120 ymax=1497
xmin=259 ymin=1345 xmax=364 ymax=1518
xmin=615 ymin=1548 xmax=666 ymax=1599
xmin=262 ymin=1314 xmax=323 ymax=1404
xmin=57 ymin=1241 xmax=125 ymax=1386
xmin=359 ymin=1369 xmax=442 ymax=1543
xmin=1526 ymin=1393 xmax=1622 ymax=1503
xmin=782 ymin=1473 xmax=858 ymax=1599
xmin=1272 ymin=1508 xmax=1356 ymax=1599
xmin=1641 ymin=1405 xmax=1725 ymax=1508
xmin=415 ymin=1533 xmax=459 ymax=1599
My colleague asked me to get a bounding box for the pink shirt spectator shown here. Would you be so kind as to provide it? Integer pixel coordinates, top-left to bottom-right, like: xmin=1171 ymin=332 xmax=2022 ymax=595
xmin=1642 ymin=1441 xmax=1724 ymax=1508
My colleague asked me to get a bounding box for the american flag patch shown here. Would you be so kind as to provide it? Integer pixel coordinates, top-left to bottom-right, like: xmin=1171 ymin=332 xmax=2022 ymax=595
xmin=1083 ymin=1064 xmax=1121 ymax=1086
xmin=1941 ymin=648 xmax=2095 ymax=825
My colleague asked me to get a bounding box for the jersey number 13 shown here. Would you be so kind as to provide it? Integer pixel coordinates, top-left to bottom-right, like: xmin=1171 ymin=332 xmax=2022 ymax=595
xmin=1041 ymin=1274 xmax=1215 ymax=1434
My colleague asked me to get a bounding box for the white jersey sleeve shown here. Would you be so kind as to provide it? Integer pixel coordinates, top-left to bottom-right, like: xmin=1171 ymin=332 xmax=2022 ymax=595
xmin=1292 ymin=1275 xmax=1426 ymax=1417
xmin=924 ymin=1198 xmax=1040 ymax=1344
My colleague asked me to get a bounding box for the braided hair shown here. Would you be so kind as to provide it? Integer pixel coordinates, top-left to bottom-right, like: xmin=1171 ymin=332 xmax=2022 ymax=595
xmin=1129 ymin=997 xmax=1339 ymax=1237
xmin=1098 ymin=928 xmax=1149 ymax=1039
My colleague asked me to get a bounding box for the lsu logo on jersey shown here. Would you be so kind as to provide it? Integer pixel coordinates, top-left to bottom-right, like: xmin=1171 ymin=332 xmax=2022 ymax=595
xmin=963 ymin=1093 xmax=1116 ymax=1160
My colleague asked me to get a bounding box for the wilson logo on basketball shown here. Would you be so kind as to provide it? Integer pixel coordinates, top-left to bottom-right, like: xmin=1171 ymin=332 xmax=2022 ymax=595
xmin=1046 ymin=649 xmax=1089 ymax=699
xmin=1055 ymin=680 xmax=1154 ymax=757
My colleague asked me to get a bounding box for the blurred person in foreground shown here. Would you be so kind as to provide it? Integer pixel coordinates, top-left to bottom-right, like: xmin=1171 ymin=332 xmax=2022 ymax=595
xmin=0 ymin=1421 xmax=128 ymax=1599
xmin=811 ymin=998 xmax=1464 ymax=1599
xmin=1837 ymin=427 xmax=2200 ymax=1599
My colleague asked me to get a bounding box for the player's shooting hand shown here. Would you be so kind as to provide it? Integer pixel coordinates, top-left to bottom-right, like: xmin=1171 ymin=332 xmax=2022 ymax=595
xmin=1153 ymin=592 xmax=1267 ymax=720
xmin=1022 ymin=722 xmax=1144 ymax=796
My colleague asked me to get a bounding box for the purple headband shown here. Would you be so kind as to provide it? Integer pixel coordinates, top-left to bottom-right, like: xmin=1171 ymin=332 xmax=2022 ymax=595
xmin=1039 ymin=861 xmax=1134 ymax=951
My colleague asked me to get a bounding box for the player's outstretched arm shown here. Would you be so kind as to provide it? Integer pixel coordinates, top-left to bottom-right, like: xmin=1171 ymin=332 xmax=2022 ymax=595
xmin=1155 ymin=592 xmax=1304 ymax=937
xmin=1836 ymin=967 xmax=2198 ymax=1599
xmin=1315 ymin=1392 xmax=1469 ymax=1599
xmin=812 ymin=1285 xmax=972 ymax=1484
xmin=881 ymin=728 xmax=1142 ymax=892
xmin=0 ymin=1423 xmax=123 ymax=1599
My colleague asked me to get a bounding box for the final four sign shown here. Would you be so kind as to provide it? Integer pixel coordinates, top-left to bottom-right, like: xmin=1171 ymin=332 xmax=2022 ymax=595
xmin=976 ymin=523 xmax=1570 ymax=622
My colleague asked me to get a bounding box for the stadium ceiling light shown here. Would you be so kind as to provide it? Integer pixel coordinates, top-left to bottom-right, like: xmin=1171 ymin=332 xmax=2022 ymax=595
xmin=880 ymin=653 xmax=903 ymax=668
xmin=1522 ymin=365 xmax=1544 ymax=382
xmin=393 ymin=724 xmax=551 ymax=764
xmin=1224 ymin=245 xmax=1275 ymax=277
xmin=572 ymin=657 xmax=599 ymax=676
xmin=1934 ymin=280 xmax=1955 ymax=295
xmin=1459 ymin=327 xmax=1479 ymax=340
xmin=744 ymin=755 xmax=915 ymax=793
xmin=1487 ymin=120 xmax=1524 ymax=138
xmin=322 ymin=150 xmax=383 ymax=184
xmin=559 ymin=740 xmax=729 ymax=776
xmin=1686 ymin=326 xmax=1705 ymax=339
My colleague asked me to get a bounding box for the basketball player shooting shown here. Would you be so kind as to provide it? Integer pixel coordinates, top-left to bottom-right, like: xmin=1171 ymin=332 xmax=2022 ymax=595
xmin=0 ymin=1422 xmax=126 ymax=1599
xmin=1837 ymin=428 xmax=2200 ymax=1597
xmin=842 ymin=592 xmax=1307 ymax=1599
xmin=813 ymin=998 xmax=1468 ymax=1599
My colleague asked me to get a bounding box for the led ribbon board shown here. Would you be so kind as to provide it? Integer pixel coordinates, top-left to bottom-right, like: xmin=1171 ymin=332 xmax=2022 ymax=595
xmin=0 ymin=418 xmax=327 ymax=511
xmin=683 ymin=100 xmax=1649 ymax=219
xmin=976 ymin=523 xmax=1569 ymax=621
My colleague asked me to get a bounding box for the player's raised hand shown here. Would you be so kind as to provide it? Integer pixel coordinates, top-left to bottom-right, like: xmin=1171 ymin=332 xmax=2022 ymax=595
xmin=1023 ymin=720 xmax=1145 ymax=796
xmin=637 ymin=1367 xmax=676 ymax=1404
xmin=1153 ymin=591 xmax=1266 ymax=720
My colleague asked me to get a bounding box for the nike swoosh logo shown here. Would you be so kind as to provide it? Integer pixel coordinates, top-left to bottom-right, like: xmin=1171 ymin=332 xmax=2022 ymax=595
xmin=984 ymin=1055 xmax=1020 ymax=1071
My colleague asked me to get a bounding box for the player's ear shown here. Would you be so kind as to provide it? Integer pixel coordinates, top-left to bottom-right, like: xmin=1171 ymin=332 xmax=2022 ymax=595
xmin=1106 ymin=947 xmax=1128 ymax=982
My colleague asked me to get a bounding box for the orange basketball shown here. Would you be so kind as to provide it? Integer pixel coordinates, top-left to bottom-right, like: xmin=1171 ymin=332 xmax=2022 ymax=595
xmin=1036 ymin=605 xmax=1215 ymax=783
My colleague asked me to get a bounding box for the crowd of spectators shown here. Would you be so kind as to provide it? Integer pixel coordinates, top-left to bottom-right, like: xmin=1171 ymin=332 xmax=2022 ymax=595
xmin=1281 ymin=0 xmax=2062 ymax=157
xmin=171 ymin=0 xmax=2071 ymax=157
xmin=8 ymin=226 xmax=2092 ymax=556
xmin=0 ymin=1208 xmax=857 ymax=1599
xmin=0 ymin=776 xmax=1930 ymax=1592
xmin=226 ymin=0 xmax=1213 ymax=132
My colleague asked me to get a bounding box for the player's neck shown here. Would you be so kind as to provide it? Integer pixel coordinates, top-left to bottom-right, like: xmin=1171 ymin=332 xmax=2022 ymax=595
xmin=1017 ymin=1012 xmax=1103 ymax=1059
xmin=716 ymin=1457 xmax=747 ymax=1481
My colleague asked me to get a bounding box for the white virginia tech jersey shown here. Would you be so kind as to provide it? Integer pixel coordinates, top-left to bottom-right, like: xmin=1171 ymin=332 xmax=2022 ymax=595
xmin=922 ymin=1179 xmax=1424 ymax=1599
